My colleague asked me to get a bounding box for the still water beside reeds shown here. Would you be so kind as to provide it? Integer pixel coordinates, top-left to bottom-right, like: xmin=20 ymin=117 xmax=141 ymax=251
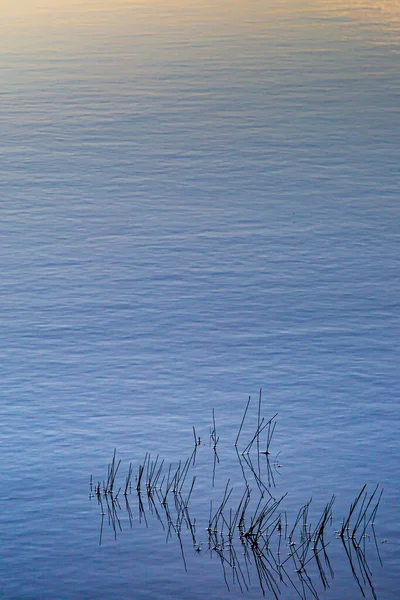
xmin=1 ymin=0 xmax=399 ymax=598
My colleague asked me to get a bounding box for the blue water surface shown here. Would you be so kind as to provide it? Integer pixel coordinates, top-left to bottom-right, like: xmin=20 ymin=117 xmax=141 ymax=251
xmin=1 ymin=1 xmax=399 ymax=598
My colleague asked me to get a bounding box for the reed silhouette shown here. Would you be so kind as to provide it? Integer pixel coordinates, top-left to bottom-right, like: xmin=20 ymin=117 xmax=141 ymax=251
xmin=90 ymin=391 xmax=382 ymax=599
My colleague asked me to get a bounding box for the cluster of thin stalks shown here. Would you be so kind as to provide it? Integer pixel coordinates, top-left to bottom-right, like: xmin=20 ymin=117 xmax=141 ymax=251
xmin=89 ymin=391 xmax=382 ymax=600
xmin=335 ymin=484 xmax=383 ymax=600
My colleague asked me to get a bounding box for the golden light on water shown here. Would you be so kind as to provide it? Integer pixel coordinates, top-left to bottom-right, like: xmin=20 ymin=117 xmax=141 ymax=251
xmin=3 ymin=0 xmax=400 ymax=20
xmin=1 ymin=0 xmax=399 ymax=54
xmin=2 ymin=0 xmax=400 ymax=34
xmin=317 ymin=0 xmax=400 ymax=30
xmin=0 ymin=0 xmax=313 ymax=55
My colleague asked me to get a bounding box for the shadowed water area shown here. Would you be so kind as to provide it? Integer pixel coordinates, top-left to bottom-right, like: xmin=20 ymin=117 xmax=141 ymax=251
xmin=1 ymin=0 xmax=399 ymax=598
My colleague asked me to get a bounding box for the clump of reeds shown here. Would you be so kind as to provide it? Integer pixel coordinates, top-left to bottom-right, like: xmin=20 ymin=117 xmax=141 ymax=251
xmin=89 ymin=392 xmax=383 ymax=599
xmin=339 ymin=484 xmax=383 ymax=545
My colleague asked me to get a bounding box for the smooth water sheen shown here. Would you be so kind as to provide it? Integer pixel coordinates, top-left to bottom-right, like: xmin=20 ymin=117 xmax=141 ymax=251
xmin=1 ymin=1 xmax=399 ymax=598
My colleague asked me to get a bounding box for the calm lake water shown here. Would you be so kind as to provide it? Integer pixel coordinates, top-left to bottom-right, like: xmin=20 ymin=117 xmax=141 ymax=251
xmin=1 ymin=1 xmax=399 ymax=598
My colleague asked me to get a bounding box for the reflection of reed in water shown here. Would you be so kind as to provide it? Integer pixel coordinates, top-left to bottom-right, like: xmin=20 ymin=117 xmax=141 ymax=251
xmin=89 ymin=392 xmax=383 ymax=599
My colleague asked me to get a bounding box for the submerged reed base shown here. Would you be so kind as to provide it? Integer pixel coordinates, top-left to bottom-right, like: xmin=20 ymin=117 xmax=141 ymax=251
xmin=89 ymin=391 xmax=382 ymax=600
